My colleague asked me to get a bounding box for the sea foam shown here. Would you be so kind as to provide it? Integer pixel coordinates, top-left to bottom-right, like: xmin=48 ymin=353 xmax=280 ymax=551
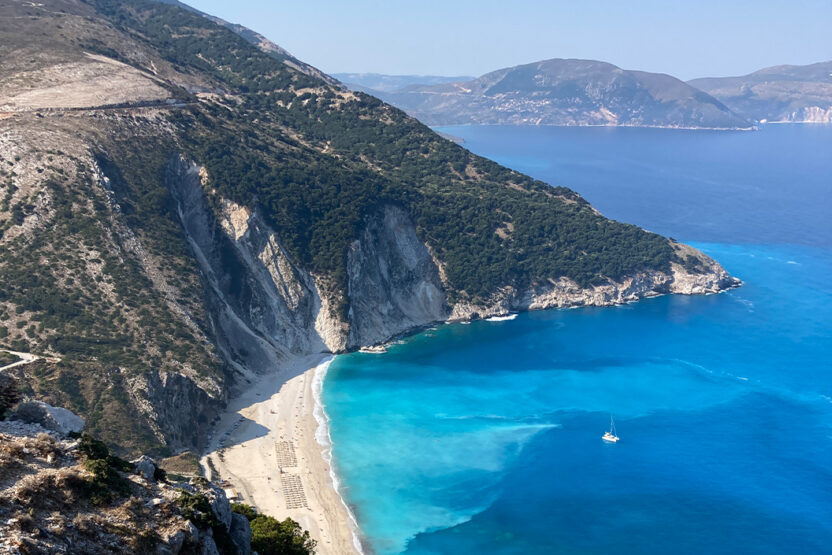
xmin=311 ymin=356 xmax=365 ymax=554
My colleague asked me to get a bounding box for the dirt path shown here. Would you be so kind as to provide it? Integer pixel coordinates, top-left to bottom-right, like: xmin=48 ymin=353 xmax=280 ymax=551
xmin=0 ymin=349 xmax=59 ymax=372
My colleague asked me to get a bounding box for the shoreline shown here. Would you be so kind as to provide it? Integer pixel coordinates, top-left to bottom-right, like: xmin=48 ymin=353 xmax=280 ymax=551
xmin=311 ymin=357 xmax=365 ymax=554
xmin=200 ymin=354 xmax=362 ymax=555
xmin=198 ymin=265 xmax=740 ymax=554
xmin=431 ymin=123 xmax=758 ymax=131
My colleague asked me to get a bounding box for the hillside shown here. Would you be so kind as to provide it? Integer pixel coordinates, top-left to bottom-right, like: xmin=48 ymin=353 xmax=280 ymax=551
xmin=689 ymin=60 xmax=832 ymax=123
xmin=362 ymin=58 xmax=752 ymax=128
xmin=0 ymin=0 xmax=738 ymax=458
xmin=0 ymin=387 xmax=310 ymax=554
xmin=153 ymin=0 xmax=338 ymax=86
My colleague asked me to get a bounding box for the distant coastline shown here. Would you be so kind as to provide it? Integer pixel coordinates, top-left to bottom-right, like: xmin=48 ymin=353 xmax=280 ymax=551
xmin=435 ymin=130 xmax=465 ymax=143
xmin=432 ymin=122 xmax=756 ymax=131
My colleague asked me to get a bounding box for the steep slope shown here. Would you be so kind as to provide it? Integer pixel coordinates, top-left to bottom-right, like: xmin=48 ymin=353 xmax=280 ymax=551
xmin=689 ymin=60 xmax=832 ymax=123
xmin=369 ymin=58 xmax=752 ymax=128
xmin=0 ymin=0 xmax=738 ymax=456
xmin=152 ymin=0 xmax=338 ymax=86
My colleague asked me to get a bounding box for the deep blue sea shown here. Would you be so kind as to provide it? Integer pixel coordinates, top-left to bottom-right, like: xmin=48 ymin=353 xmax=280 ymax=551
xmin=323 ymin=125 xmax=832 ymax=554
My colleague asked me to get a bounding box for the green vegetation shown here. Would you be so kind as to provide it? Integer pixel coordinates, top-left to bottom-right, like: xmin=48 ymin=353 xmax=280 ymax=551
xmin=0 ymin=351 xmax=19 ymax=366
xmin=177 ymin=490 xmax=224 ymax=530
xmin=85 ymin=0 xmax=676 ymax=302
xmin=0 ymin=0 xmax=695 ymax=458
xmin=177 ymin=490 xmax=238 ymax=553
xmin=230 ymin=502 xmax=258 ymax=521
xmin=78 ymin=433 xmax=134 ymax=504
xmin=0 ymin=140 xmax=220 ymax=455
xmin=232 ymin=503 xmax=317 ymax=555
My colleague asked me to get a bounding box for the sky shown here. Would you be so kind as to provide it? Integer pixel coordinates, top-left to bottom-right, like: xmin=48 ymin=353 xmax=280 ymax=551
xmin=185 ymin=0 xmax=832 ymax=80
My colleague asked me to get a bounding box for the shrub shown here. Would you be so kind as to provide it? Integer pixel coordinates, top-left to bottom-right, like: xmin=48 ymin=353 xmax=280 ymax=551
xmin=0 ymin=375 xmax=21 ymax=419
xmin=176 ymin=491 xmax=235 ymax=552
xmin=250 ymin=515 xmax=317 ymax=555
xmin=176 ymin=491 xmax=221 ymax=529
xmin=79 ymin=434 xmax=110 ymax=460
xmin=78 ymin=433 xmax=133 ymax=504
xmin=231 ymin=502 xmax=258 ymax=521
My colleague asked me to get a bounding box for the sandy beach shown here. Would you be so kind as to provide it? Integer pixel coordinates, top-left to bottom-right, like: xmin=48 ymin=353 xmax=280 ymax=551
xmin=201 ymin=354 xmax=361 ymax=555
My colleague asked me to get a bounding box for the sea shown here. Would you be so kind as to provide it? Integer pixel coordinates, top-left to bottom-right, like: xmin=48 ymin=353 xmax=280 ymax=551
xmin=321 ymin=124 xmax=832 ymax=554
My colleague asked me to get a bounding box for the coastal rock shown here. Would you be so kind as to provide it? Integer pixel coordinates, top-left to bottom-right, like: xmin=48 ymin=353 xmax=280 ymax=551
xmin=169 ymin=156 xmax=739 ymax=366
xmin=447 ymin=243 xmax=739 ymax=320
xmin=346 ymin=205 xmax=449 ymax=347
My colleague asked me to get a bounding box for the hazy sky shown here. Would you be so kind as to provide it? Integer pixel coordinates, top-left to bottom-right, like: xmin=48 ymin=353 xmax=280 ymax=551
xmin=186 ymin=0 xmax=831 ymax=80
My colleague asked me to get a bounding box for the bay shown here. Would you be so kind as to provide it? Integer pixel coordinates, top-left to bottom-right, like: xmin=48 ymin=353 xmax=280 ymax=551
xmin=324 ymin=125 xmax=832 ymax=554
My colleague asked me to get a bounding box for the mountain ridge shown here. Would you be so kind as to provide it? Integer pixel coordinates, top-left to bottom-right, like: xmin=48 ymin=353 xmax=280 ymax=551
xmin=0 ymin=0 xmax=738 ymax=461
xmin=353 ymin=58 xmax=752 ymax=129
xmin=689 ymin=60 xmax=832 ymax=123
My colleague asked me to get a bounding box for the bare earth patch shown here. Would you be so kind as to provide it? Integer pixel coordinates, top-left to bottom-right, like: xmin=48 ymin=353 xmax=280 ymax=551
xmin=0 ymin=53 xmax=170 ymax=112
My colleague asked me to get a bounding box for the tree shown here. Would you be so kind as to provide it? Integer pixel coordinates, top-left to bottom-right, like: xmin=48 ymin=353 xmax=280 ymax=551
xmin=250 ymin=515 xmax=317 ymax=555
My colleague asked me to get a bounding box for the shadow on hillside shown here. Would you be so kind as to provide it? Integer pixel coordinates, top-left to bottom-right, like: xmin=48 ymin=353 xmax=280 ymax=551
xmin=208 ymin=415 xmax=270 ymax=451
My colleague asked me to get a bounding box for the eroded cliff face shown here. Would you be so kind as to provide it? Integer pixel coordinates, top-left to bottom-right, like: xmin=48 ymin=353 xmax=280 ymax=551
xmin=169 ymin=155 xmax=739 ymax=376
xmin=166 ymin=157 xmax=346 ymax=389
xmin=125 ymin=368 xmax=221 ymax=451
xmin=346 ymin=205 xmax=448 ymax=347
xmin=167 ymin=158 xmax=453 ymax=366
xmin=447 ymin=242 xmax=739 ymax=320
xmin=790 ymin=106 xmax=832 ymax=123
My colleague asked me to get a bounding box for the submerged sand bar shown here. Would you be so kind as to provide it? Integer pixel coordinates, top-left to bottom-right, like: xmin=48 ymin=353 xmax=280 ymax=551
xmin=201 ymin=354 xmax=360 ymax=555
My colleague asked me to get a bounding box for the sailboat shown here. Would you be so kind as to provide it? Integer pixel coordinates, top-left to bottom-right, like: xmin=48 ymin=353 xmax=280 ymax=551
xmin=602 ymin=415 xmax=619 ymax=443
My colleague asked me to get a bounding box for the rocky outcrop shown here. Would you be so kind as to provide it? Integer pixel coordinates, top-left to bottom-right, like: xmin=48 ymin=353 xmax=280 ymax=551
xmin=125 ymin=368 xmax=223 ymax=454
xmin=167 ymin=156 xmax=345 ymax=388
xmin=169 ymin=154 xmax=739 ymax=369
xmin=132 ymin=455 xmax=158 ymax=481
xmin=229 ymin=513 xmax=253 ymax=555
xmin=11 ymin=401 xmax=85 ymax=436
xmin=0 ymin=415 xmax=251 ymax=554
xmin=448 ymin=242 xmax=739 ymax=320
xmin=788 ymin=106 xmax=832 ymax=124
xmin=169 ymin=159 xmax=452 ymax=364
xmin=346 ymin=205 xmax=448 ymax=347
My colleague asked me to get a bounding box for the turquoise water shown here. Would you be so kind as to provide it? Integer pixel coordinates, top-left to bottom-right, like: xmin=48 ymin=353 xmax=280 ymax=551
xmin=323 ymin=125 xmax=832 ymax=554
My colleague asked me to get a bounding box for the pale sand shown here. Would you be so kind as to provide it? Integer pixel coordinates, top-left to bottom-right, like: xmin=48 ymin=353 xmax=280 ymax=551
xmin=201 ymin=354 xmax=361 ymax=555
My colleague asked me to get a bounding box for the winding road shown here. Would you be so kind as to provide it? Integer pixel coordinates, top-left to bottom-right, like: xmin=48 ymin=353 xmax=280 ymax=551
xmin=0 ymin=349 xmax=59 ymax=372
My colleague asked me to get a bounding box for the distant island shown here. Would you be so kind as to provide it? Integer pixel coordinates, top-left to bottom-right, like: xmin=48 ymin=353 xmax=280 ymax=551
xmin=689 ymin=60 xmax=832 ymax=124
xmin=342 ymin=58 xmax=753 ymax=130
